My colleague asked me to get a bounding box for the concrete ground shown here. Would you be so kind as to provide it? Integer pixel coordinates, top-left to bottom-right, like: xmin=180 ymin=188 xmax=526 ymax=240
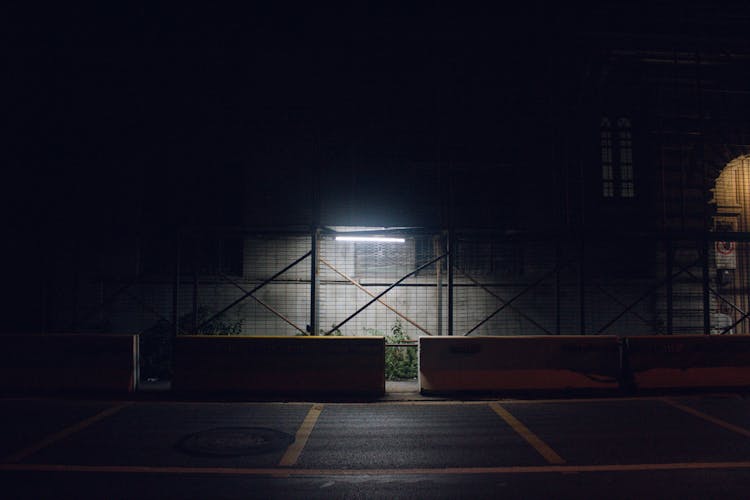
xmin=3 ymin=393 xmax=750 ymax=498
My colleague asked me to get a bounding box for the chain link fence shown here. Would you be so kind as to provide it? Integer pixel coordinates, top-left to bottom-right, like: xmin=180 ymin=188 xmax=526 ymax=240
xmin=45 ymin=229 xmax=750 ymax=380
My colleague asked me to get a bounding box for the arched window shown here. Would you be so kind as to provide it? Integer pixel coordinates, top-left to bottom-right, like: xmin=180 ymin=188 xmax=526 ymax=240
xmin=600 ymin=116 xmax=635 ymax=198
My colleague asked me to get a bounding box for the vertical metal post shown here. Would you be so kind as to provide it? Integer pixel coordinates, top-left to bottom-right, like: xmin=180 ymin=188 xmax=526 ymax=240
xmin=44 ymin=260 xmax=53 ymax=333
xmin=555 ymin=237 xmax=562 ymax=335
xmin=579 ymin=233 xmax=586 ymax=335
xmin=310 ymin=142 xmax=321 ymax=335
xmin=447 ymin=229 xmax=454 ymax=336
xmin=192 ymin=264 xmax=198 ymax=334
xmin=71 ymin=238 xmax=80 ymax=333
xmin=696 ymin=49 xmax=711 ymax=337
xmin=702 ymin=236 xmax=711 ymax=335
xmin=666 ymin=237 xmax=674 ymax=335
xmin=99 ymin=278 xmax=105 ymax=328
xmin=435 ymin=234 xmax=443 ymax=336
xmin=172 ymin=233 xmax=181 ymax=338
xmin=310 ymin=227 xmax=320 ymax=335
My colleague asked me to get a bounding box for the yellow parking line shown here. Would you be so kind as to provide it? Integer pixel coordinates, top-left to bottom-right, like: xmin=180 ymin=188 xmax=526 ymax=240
xmin=278 ymin=404 xmax=324 ymax=467
xmin=662 ymin=398 xmax=750 ymax=439
xmin=6 ymin=461 xmax=750 ymax=476
xmin=4 ymin=402 xmax=133 ymax=463
xmin=489 ymin=402 xmax=565 ymax=465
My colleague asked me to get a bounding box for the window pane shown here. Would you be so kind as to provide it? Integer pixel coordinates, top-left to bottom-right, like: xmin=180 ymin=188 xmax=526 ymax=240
xmin=617 ymin=117 xmax=634 ymax=197
xmin=621 ymin=162 xmax=633 ymax=181
xmin=601 ymin=131 xmax=612 ymax=164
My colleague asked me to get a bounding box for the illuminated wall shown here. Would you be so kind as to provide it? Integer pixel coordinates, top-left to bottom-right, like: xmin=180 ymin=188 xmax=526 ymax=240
xmin=711 ymin=155 xmax=750 ymax=334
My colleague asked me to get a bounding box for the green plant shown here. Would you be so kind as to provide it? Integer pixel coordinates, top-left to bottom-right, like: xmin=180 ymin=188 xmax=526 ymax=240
xmin=139 ymin=307 xmax=244 ymax=381
xmin=384 ymin=320 xmax=417 ymax=380
xmin=182 ymin=306 xmax=244 ymax=335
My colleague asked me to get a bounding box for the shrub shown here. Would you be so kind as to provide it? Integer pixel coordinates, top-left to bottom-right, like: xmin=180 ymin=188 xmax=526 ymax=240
xmin=140 ymin=307 xmax=243 ymax=381
xmin=384 ymin=320 xmax=417 ymax=380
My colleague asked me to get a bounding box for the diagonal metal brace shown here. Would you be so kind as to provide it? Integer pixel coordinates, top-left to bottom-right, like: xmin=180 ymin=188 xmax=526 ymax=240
xmin=220 ymin=272 xmax=307 ymax=335
xmin=326 ymin=252 xmax=447 ymax=335
xmin=463 ymin=259 xmax=574 ymax=336
xmin=72 ymin=276 xmax=141 ymax=330
xmin=198 ymin=251 xmax=311 ymax=330
xmin=123 ymin=289 xmax=187 ymax=335
xmin=595 ymin=256 xmax=702 ymax=334
xmin=455 ymin=265 xmax=553 ymax=335
xmin=594 ymin=284 xmax=654 ymax=328
xmin=719 ymin=309 xmax=750 ymax=335
xmin=682 ymin=268 xmax=748 ymax=319
xmin=320 ymin=256 xmax=433 ymax=336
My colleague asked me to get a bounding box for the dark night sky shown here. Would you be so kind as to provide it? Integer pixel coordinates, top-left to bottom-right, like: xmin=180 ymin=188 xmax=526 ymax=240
xmin=4 ymin=1 xmax=558 ymax=329
xmin=6 ymin=1 xmax=740 ymax=236
xmin=6 ymin=3 xmax=558 ymax=227
xmin=5 ymin=1 xmax=748 ymax=332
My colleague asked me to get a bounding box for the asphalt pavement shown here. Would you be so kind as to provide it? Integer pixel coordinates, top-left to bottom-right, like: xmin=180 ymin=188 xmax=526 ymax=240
xmin=3 ymin=393 xmax=750 ymax=498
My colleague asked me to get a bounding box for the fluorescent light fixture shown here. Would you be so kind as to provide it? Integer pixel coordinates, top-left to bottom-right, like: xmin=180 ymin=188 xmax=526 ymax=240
xmin=335 ymin=236 xmax=405 ymax=243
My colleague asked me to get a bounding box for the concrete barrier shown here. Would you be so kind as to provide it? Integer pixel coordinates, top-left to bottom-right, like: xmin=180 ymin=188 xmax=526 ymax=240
xmin=173 ymin=335 xmax=385 ymax=396
xmin=0 ymin=334 xmax=139 ymax=393
xmin=625 ymin=335 xmax=750 ymax=390
xmin=419 ymin=335 xmax=621 ymax=394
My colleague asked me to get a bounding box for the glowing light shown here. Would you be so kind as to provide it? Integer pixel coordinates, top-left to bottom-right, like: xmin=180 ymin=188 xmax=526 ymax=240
xmin=335 ymin=236 xmax=405 ymax=243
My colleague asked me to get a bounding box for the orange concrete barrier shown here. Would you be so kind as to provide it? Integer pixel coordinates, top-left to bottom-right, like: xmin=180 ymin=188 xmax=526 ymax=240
xmin=419 ymin=336 xmax=621 ymax=394
xmin=173 ymin=336 xmax=385 ymax=396
xmin=625 ymin=335 xmax=750 ymax=390
xmin=0 ymin=334 xmax=138 ymax=393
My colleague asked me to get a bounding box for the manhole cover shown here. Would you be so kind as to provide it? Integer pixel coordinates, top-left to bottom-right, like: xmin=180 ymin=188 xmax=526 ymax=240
xmin=177 ymin=427 xmax=294 ymax=456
